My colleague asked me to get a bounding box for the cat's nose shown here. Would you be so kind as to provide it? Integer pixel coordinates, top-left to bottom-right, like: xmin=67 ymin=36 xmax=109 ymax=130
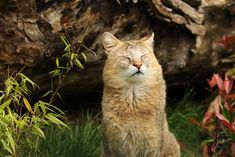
xmin=133 ymin=63 xmax=142 ymax=69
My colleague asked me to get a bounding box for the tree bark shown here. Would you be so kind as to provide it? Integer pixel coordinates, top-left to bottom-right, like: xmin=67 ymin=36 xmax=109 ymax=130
xmin=0 ymin=0 xmax=235 ymax=96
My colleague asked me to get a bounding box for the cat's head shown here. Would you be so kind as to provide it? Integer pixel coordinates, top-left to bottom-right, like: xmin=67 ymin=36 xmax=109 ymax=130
xmin=102 ymin=32 xmax=161 ymax=87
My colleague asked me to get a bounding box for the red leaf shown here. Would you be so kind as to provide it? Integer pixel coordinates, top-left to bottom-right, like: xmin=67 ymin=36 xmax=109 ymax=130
xmin=231 ymin=143 xmax=235 ymax=157
xmin=203 ymin=145 xmax=210 ymax=157
xmin=215 ymin=112 xmax=230 ymax=127
xmin=202 ymin=107 xmax=214 ymax=124
xmin=214 ymin=112 xmax=235 ymax=133
xmin=228 ymin=119 xmax=235 ymax=133
xmin=203 ymin=96 xmax=222 ymax=124
xmin=224 ymin=77 xmax=233 ymax=94
xmin=213 ymin=96 xmax=221 ymax=113
xmin=218 ymin=35 xmax=235 ymax=49
xmin=224 ymin=102 xmax=230 ymax=111
xmin=203 ymin=111 xmax=214 ymax=124
xmin=201 ymin=123 xmax=216 ymax=132
xmin=188 ymin=118 xmax=201 ymax=126
xmin=230 ymin=105 xmax=235 ymax=113
xmin=228 ymin=93 xmax=235 ymax=99
xmin=208 ymin=75 xmax=217 ymax=89
xmin=214 ymin=74 xmax=224 ymax=91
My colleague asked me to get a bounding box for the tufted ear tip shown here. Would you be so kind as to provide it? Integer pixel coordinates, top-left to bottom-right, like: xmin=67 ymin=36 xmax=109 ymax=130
xmin=102 ymin=32 xmax=121 ymax=53
xmin=144 ymin=33 xmax=155 ymax=48
xmin=150 ymin=33 xmax=154 ymax=41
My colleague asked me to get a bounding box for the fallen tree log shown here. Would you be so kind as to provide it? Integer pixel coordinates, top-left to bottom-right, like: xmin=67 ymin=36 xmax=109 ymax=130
xmin=0 ymin=0 xmax=235 ymax=97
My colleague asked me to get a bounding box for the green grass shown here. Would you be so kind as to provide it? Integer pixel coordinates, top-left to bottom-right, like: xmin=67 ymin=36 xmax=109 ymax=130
xmin=168 ymin=93 xmax=204 ymax=157
xmin=32 ymin=115 xmax=101 ymax=157
xmin=32 ymin=95 xmax=204 ymax=157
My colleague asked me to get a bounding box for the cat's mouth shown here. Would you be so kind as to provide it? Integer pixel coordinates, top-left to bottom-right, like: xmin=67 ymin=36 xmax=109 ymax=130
xmin=131 ymin=70 xmax=143 ymax=77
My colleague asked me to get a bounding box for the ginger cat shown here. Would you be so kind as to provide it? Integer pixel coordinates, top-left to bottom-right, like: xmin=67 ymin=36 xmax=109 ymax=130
xmin=101 ymin=32 xmax=180 ymax=157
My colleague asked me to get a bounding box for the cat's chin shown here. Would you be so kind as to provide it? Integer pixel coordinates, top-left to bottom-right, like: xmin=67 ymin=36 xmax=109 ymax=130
xmin=126 ymin=74 xmax=145 ymax=83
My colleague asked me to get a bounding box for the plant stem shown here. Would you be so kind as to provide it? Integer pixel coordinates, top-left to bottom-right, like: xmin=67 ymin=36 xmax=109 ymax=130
xmin=49 ymin=66 xmax=71 ymax=104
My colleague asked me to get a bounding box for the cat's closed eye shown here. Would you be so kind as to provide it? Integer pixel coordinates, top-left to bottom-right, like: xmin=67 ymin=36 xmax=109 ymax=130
xmin=141 ymin=54 xmax=148 ymax=60
xmin=119 ymin=56 xmax=131 ymax=67
xmin=119 ymin=56 xmax=131 ymax=62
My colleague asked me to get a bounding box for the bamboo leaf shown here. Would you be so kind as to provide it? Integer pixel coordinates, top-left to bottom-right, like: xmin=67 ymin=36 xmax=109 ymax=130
xmin=41 ymin=90 xmax=52 ymax=98
xmin=46 ymin=114 xmax=68 ymax=128
xmin=0 ymin=99 xmax=12 ymax=111
xmin=62 ymin=52 xmax=70 ymax=58
xmin=5 ymin=85 xmax=12 ymax=95
xmin=70 ymin=52 xmax=75 ymax=61
xmin=39 ymin=101 xmax=64 ymax=114
xmin=6 ymin=132 xmax=15 ymax=154
xmin=56 ymin=58 xmax=60 ymax=68
xmin=74 ymin=59 xmax=84 ymax=69
xmin=77 ymin=35 xmax=84 ymax=44
xmin=57 ymin=93 xmax=63 ymax=102
xmin=23 ymin=98 xmax=35 ymax=115
xmin=1 ymin=139 xmax=13 ymax=154
xmin=81 ymin=52 xmax=87 ymax=62
xmin=49 ymin=69 xmax=60 ymax=77
xmin=34 ymin=126 xmax=45 ymax=139
xmin=81 ymin=45 xmax=97 ymax=57
xmin=58 ymin=66 xmax=67 ymax=70
xmin=19 ymin=73 xmax=39 ymax=89
xmin=64 ymin=44 xmax=71 ymax=52
xmin=60 ymin=35 xmax=69 ymax=46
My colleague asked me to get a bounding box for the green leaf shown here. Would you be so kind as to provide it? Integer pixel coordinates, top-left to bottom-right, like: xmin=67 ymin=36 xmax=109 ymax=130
xmin=46 ymin=114 xmax=68 ymax=128
xmin=0 ymin=93 xmax=5 ymax=102
xmin=77 ymin=35 xmax=84 ymax=44
xmin=56 ymin=58 xmax=60 ymax=68
xmin=57 ymin=93 xmax=63 ymax=102
xmin=222 ymin=106 xmax=231 ymax=121
xmin=1 ymin=139 xmax=13 ymax=154
xmin=229 ymin=52 xmax=235 ymax=59
xmin=60 ymin=35 xmax=69 ymax=46
xmin=6 ymin=132 xmax=15 ymax=154
xmin=62 ymin=52 xmax=70 ymax=58
xmin=34 ymin=101 xmax=47 ymax=116
xmin=64 ymin=44 xmax=71 ymax=52
xmin=74 ymin=59 xmax=84 ymax=69
xmin=81 ymin=45 xmax=97 ymax=57
xmin=70 ymin=52 xmax=75 ymax=61
xmin=49 ymin=69 xmax=61 ymax=77
xmin=14 ymin=117 xmax=26 ymax=129
xmin=81 ymin=52 xmax=87 ymax=62
xmin=41 ymin=90 xmax=52 ymax=98
xmin=39 ymin=101 xmax=64 ymax=114
xmin=200 ymin=138 xmax=214 ymax=147
xmin=19 ymin=73 xmax=39 ymax=89
xmin=226 ymin=67 xmax=235 ymax=77
xmin=5 ymin=85 xmax=12 ymax=95
xmin=33 ymin=126 xmax=45 ymax=139
xmin=0 ymin=99 xmax=12 ymax=111
xmin=12 ymin=95 xmax=20 ymax=104
xmin=231 ymin=133 xmax=235 ymax=141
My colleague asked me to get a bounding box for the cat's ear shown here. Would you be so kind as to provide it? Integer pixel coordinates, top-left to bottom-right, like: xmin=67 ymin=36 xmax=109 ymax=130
xmin=102 ymin=32 xmax=121 ymax=53
xmin=143 ymin=33 xmax=154 ymax=49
